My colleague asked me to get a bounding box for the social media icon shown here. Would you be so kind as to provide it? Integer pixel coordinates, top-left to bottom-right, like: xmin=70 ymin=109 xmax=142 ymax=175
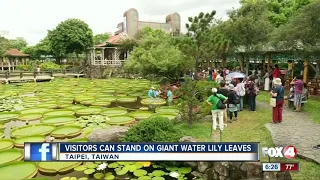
xmin=24 ymin=143 xmax=57 ymax=161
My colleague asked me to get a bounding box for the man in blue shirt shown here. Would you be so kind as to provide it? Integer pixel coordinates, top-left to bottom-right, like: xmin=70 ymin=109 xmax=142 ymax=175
xmin=167 ymin=89 xmax=173 ymax=106
xmin=148 ymin=87 xmax=156 ymax=98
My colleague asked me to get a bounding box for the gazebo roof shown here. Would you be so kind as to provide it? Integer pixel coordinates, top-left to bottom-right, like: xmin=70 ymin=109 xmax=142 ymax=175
xmin=6 ymin=49 xmax=29 ymax=57
xmin=95 ymin=33 xmax=129 ymax=47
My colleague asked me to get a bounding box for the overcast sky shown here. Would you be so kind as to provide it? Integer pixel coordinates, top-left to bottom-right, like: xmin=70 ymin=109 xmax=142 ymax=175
xmin=0 ymin=0 xmax=240 ymax=45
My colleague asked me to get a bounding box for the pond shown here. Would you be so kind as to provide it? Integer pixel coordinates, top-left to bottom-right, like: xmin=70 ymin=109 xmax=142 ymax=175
xmin=0 ymin=78 xmax=202 ymax=180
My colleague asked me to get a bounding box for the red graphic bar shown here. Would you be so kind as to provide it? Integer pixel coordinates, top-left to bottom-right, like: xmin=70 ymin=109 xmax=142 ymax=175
xmin=280 ymin=163 xmax=300 ymax=171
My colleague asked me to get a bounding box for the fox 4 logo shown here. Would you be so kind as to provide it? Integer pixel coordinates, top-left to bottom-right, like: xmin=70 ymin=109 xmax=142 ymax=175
xmin=262 ymin=146 xmax=297 ymax=159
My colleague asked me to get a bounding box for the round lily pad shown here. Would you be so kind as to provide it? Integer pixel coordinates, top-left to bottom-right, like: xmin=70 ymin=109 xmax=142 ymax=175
xmin=11 ymin=124 xmax=56 ymax=138
xmin=18 ymin=113 xmax=43 ymax=121
xmin=37 ymin=103 xmax=58 ymax=109
xmin=60 ymin=177 xmax=77 ymax=180
xmin=76 ymin=107 xmax=103 ymax=116
xmin=141 ymin=98 xmax=166 ymax=106
xmin=117 ymin=96 xmax=137 ymax=103
xmin=152 ymin=177 xmax=165 ymax=180
xmin=74 ymin=165 xmax=87 ymax=171
xmin=81 ymin=100 xmax=94 ymax=106
xmin=138 ymin=176 xmax=152 ymax=180
xmin=101 ymin=108 xmax=127 ymax=117
xmin=44 ymin=110 xmax=75 ymax=117
xmin=65 ymin=105 xmax=86 ymax=111
xmin=152 ymin=170 xmax=166 ymax=177
xmin=130 ymin=111 xmax=154 ymax=119
xmin=155 ymin=108 xmax=179 ymax=114
xmin=116 ymin=168 xmax=128 ymax=175
xmin=108 ymin=115 xmax=135 ymax=125
xmin=0 ymin=161 xmax=38 ymax=179
xmin=20 ymin=108 xmax=51 ymax=114
xmin=14 ymin=135 xmax=46 ymax=148
xmin=105 ymin=173 xmax=115 ymax=180
xmin=41 ymin=115 xmax=76 ymax=126
xmin=134 ymin=169 xmax=148 ymax=177
xmin=0 ymin=139 xmax=14 ymax=150
xmin=94 ymin=172 xmax=103 ymax=179
xmin=108 ymin=162 xmax=119 ymax=168
xmin=84 ymin=168 xmax=95 ymax=174
xmin=51 ymin=125 xmax=82 ymax=138
xmin=38 ymin=162 xmax=81 ymax=173
xmin=0 ymin=149 xmax=24 ymax=164
xmin=68 ymin=138 xmax=88 ymax=142
xmin=0 ymin=124 xmax=5 ymax=130
xmin=156 ymin=114 xmax=177 ymax=120
xmin=91 ymin=101 xmax=111 ymax=107
xmin=178 ymin=167 xmax=192 ymax=174
xmin=0 ymin=112 xmax=19 ymax=122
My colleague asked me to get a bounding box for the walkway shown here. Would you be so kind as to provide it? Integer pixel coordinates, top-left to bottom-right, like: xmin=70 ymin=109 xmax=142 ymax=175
xmin=261 ymin=102 xmax=320 ymax=164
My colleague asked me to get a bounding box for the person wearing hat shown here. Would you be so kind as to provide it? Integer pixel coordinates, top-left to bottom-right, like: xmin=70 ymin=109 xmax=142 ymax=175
xmin=207 ymin=88 xmax=228 ymax=133
xmin=271 ymin=78 xmax=284 ymax=123
xmin=148 ymin=87 xmax=156 ymax=98
xmin=227 ymin=84 xmax=240 ymax=123
xmin=290 ymin=75 xmax=304 ymax=112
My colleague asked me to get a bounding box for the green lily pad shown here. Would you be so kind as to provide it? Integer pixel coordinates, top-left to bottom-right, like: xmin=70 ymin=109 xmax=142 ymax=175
xmin=108 ymin=162 xmax=119 ymax=168
xmin=130 ymin=111 xmax=154 ymax=119
xmin=155 ymin=108 xmax=179 ymax=114
xmin=141 ymin=98 xmax=166 ymax=106
xmin=0 ymin=139 xmax=14 ymax=150
xmin=74 ymin=165 xmax=87 ymax=171
xmin=44 ymin=110 xmax=75 ymax=117
xmin=65 ymin=105 xmax=86 ymax=111
xmin=11 ymin=124 xmax=56 ymax=138
xmin=18 ymin=113 xmax=43 ymax=121
xmin=91 ymin=101 xmax=111 ymax=107
xmin=108 ymin=115 xmax=135 ymax=125
xmin=78 ymin=177 xmax=88 ymax=180
xmin=96 ymin=96 xmax=117 ymax=102
xmin=0 ymin=161 xmax=38 ymax=179
xmin=138 ymin=176 xmax=152 ymax=180
xmin=41 ymin=115 xmax=76 ymax=126
xmin=156 ymin=114 xmax=177 ymax=120
xmin=38 ymin=162 xmax=82 ymax=173
xmin=87 ymin=163 xmax=98 ymax=169
xmin=51 ymin=125 xmax=82 ymax=138
xmin=81 ymin=100 xmax=95 ymax=106
xmin=76 ymin=107 xmax=103 ymax=116
xmin=152 ymin=170 xmax=166 ymax=177
xmin=101 ymin=108 xmax=127 ymax=117
xmin=124 ymin=164 xmax=138 ymax=172
xmin=117 ymin=96 xmax=137 ymax=103
xmin=0 ymin=131 xmax=3 ymax=138
xmin=105 ymin=173 xmax=115 ymax=180
xmin=116 ymin=168 xmax=128 ymax=175
xmin=68 ymin=138 xmax=88 ymax=142
xmin=37 ymin=103 xmax=58 ymax=109
xmin=84 ymin=168 xmax=95 ymax=174
xmin=20 ymin=108 xmax=51 ymax=114
xmin=133 ymin=169 xmax=148 ymax=177
xmin=0 ymin=112 xmax=20 ymax=122
xmin=14 ymin=135 xmax=46 ymax=148
xmin=0 ymin=124 xmax=5 ymax=130
xmin=133 ymin=162 xmax=144 ymax=169
xmin=60 ymin=177 xmax=77 ymax=180
xmin=152 ymin=177 xmax=165 ymax=180
xmin=0 ymin=149 xmax=24 ymax=164
xmin=178 ymin=167 xmax=192 ymax=174
xmin=94 ymin=172 xmax=104 ymax=179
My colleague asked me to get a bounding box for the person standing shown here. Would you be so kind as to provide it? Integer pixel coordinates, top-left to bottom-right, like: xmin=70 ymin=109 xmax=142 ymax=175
xmin=263 ymin=70 xmax=270 ymax=91
xmin=271 ymin=78 xmax=284 ymax=123
xmin=148 ymin=87 xmax=156 ymax=98
xmin=217 ymin=81 xmax=229 ymax=127
xmin=290 ymin=75 xmax=304 ymax=112
xmin=236 ymin=78 xmax=246 ymax=111
xmin=247 ymin=76 xmax=258 ymax=112
xmin=272 ymin=64 xmax=281 ymax=88
xmin=207 ymin=88 xmax=228 ymax=133
xmin=208 ymin=68 xmax=213 ymax=81
xmin=166 ymin=89 xmax=173 ymax=106
xmin=227 ymin=84 xmax=239 ymax=123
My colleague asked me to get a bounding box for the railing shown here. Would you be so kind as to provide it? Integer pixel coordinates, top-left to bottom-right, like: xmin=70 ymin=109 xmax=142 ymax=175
xmin=92 ymin=59 xmax=125 ymax=66
xmin=0 ymin=70 xmax=84 ymax=80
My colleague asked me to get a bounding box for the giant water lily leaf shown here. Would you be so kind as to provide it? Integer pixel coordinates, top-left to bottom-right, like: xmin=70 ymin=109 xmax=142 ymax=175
xmin=74 ymin=165 xmax=87 ymax=171
xmin=140 ymin=98 xmax=166 ymax=106
xmin=101 ymin=108 xmax=127 ymax=117
xmin=44 ymin=110 xmax=75 ymax=117
xmin=0 ymin=131 xmax=4 ymax=138
xmin=108 ymin=116 xmax=134 ymax=125
xmin=133 ymin=169 xmax=148 ymax=177
xmin=0 ymin=161 xmax=38 ymax=179
xmin=14 ymin=135 xmax=46 ymax=148
xmin=60 ymin=177 xmax=77 ymax=180
xmin=20 ymin=108 xmax=51 ymax=114
xmin=18 ymin=113 xmax=43 ymax=121
xmin=41 ymin=115 xmax=76 ymax=126
xmin=0 ymin=139 xmax=14 ymax=150
xmin=11 ymin=124 xmax=56 ymax=138
xmin=51 ymin=125 xmax=82 ymax=138
xmin=0 ymin=149 xmax=24 ymax=164
xmin=130 ymin=111 xmax=154 ymax=120
xmin=38 ymin=162 xmax=82 ymax=173
xmin=0 ymin=112 xmax=19 ymax=122
xmin=178 ymin=167 xmax=192 ymax=174
xmin=116 ymin=97 xmax=137 ymax=103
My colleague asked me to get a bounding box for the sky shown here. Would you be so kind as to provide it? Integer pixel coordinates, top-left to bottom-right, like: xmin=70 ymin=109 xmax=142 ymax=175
xmin=0 ymin=0 xmax=241 ymax=45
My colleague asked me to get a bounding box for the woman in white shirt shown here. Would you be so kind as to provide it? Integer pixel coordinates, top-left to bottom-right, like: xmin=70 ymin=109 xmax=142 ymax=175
xmin=263 ymin=70 xmax=270 ymax=91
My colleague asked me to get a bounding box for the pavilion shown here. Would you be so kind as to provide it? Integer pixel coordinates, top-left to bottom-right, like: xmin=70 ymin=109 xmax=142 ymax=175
xmin=0 ymin=49 xmax=29 ymax=72
xmin=88 ymin=33 xmax=129 ymax=67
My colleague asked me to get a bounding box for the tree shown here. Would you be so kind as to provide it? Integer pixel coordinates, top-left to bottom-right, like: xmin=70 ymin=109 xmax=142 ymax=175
xmin=124 ymin=28 xmax=192 ymax=80
xmin=47 ymin=18 xmax=94 ymax=63
xmin=9 ymin=37 xmax=28 ymax=50
xmin=0 ymin=36 xmax=10 ymax=57
xmin=22 ymin=37 xmax=53 ymax=60
xmin=228 ymin=0 xmax=273 ymax=74
xmin=93 ymin=33 xmax=109 ymax=45
xmin=272 ymin=0 xmax=320 ymax=77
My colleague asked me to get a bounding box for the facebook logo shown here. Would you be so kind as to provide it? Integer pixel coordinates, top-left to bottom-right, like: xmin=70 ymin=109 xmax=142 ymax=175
xmin=24 ymin=143 xmax=57 ymax=161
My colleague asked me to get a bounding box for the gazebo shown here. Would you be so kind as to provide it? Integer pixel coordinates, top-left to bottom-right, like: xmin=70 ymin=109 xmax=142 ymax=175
xmin=88 ymin=33 xmax=129 ymax=67
xmin=0 ymin=49 xmax=29 ymax=72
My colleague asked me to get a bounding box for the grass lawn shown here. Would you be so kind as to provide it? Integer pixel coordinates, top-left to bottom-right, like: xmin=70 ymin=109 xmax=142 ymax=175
xmin=174 ymin=99 xmax=320 ymax=179
xmin=257 ymin=91 xmax=320 ymax=123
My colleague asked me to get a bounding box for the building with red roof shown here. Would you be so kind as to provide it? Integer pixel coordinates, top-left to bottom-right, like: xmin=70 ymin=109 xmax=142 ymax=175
xmin=0 ymin=49 xmax=29 ymax=71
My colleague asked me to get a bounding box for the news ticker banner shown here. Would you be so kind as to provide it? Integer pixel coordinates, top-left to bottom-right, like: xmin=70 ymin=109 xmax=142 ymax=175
xmin=262 ymin=163 xmax=300 ymax=172
xmin=24 ymin=142 xmax=260 ymax=162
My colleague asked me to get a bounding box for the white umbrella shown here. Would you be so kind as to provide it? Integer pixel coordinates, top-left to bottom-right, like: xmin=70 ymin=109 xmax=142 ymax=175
xmin=226 ymin=72 xmax=247 ymax=79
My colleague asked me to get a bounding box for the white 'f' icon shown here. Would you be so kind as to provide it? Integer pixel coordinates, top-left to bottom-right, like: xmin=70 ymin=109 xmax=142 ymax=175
xmin=39 ymin=143 xmax=50 ymax=161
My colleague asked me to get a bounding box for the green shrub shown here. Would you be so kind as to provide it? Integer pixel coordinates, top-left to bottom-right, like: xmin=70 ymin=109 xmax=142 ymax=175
xmin=123 ymin=116 xmax=183 ymax=142
xmin=40 ymin=61 xmax=61 ymax=71
xmin=16 ymin=65 xmax=32 ymax=71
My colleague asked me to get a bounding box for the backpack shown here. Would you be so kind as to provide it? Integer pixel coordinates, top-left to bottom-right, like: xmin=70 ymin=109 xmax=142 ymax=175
xmin=233 ymin=92 xmax=240 ymax=104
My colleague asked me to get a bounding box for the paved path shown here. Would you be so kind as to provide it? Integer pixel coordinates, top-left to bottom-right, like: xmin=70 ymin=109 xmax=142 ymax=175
xmin=260 ymin=102 xmax=320 ymax=164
